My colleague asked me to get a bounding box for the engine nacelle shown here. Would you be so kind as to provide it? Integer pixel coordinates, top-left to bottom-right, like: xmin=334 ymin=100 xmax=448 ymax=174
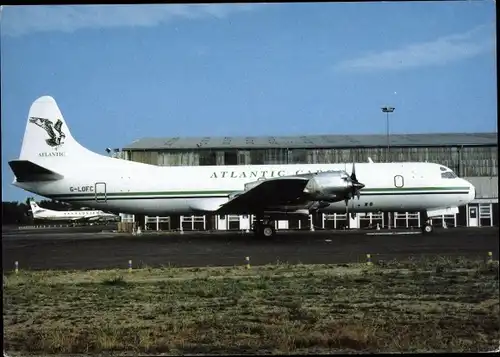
xmin=228 ymin=179 xmax=265 ymax=199
xmin=304 ymin=171 xmax=351 ymax=201
xmin=309 ymin=201 xmax=332 ymax=212
xmin=228 ymin=192 xmax=242 ymax=200
xmin=244 ymin=180 xmax=262 ymax=191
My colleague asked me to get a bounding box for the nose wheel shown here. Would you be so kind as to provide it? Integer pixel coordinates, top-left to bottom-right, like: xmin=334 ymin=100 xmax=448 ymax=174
xmin=420 ymin=212 xmax=434 ymax=234
xmin=422 ymin=224 xmax=433 ymax=234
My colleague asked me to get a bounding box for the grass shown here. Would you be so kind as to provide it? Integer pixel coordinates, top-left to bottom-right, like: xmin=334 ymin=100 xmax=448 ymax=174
xmin=3 ymin=256 xmax=499 ymax=355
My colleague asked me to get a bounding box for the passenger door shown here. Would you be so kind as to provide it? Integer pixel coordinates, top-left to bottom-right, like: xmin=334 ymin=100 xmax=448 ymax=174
xmin=95 ymin=182 xmax=107 ymax=203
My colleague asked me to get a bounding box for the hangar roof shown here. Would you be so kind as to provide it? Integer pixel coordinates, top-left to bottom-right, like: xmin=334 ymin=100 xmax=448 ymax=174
xmin=123 ymin=132 xmax=498 ymax=150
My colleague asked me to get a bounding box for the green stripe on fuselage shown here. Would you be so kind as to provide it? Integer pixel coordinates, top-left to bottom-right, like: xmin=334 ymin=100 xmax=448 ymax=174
xmin=49 ymin=186 xmax=470 ymax=201
xmin=50 ymin=190 xmax=232 ymax=198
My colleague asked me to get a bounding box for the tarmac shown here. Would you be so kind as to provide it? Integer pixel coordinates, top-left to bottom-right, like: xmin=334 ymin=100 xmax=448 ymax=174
xmin=2 ymin=226 xmax=499 ymax=271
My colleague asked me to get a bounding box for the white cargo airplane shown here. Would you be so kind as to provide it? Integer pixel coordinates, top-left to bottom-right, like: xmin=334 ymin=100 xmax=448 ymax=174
xmin=28 ymin=200 xmax=119 ymax=222
xmin=9 ymin=96 xmax=475 ymax=237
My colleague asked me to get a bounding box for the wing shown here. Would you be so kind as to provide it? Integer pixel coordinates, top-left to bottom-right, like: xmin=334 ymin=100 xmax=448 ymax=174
xmin=216 ymin=176 xmax=310 ymax=214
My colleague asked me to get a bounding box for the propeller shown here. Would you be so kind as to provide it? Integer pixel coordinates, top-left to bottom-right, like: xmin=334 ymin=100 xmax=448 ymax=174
xmin=343 ymin=162 xmax=365 ymax=220
xmin=349 ymin=162 xmax=365 ymax=199
xmin=342 ymin=162 xmax=365 ymax=203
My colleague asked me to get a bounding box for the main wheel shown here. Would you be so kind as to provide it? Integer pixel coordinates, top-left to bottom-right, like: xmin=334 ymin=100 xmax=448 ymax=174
xmin=262 ymin=225 xmax=275 ymax=237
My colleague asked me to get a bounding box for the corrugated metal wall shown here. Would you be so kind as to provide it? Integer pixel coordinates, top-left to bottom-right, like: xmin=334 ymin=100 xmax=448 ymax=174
xmin=124 ymin=146 xmax=497 ymax=177
xmin=465 ymin=176 xmax=498 ymax=199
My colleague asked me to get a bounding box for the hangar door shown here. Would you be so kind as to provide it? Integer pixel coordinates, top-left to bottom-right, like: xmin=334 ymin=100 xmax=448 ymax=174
xmin=95 ymin=182 xmax=107 ymax=203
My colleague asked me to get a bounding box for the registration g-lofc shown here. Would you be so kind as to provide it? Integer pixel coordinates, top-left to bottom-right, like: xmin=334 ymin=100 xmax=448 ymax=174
xmin=69 ymin=185 xmax=94 ymax=193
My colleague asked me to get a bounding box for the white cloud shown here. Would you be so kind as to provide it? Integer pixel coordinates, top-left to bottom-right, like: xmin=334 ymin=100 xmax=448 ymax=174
xmin=1 ymin=4 xmax=259 ymax=37
xmin=334 ymin=24 xmax=495 ymax=73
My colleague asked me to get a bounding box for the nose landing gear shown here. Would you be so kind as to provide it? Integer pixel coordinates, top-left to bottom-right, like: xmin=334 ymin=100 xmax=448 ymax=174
xmin=420 ymin=211 xmax=434 ymax=234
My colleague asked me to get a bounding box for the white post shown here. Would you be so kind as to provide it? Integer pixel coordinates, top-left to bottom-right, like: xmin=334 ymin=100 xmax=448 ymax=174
xmin=322 ymin=213 xmax=325 ymax=229
xmin=309 ymin=214 xmax=315 ymax=231
xmin=203 ymin=215 xmax=206 ymax=231
xmin=406 ymin=212 xmax=409 ymax=228
xmin=180 ymin=215 xmax=184 ymax=234
xmin=156 ymin=216 xmax=159 ymax=231
xmin=298 ymin=219 xmax=301 ymax=230
xmin=334 ymin=213 xmax=337 ymax=229
xmin=490 ymin=203 xmax=493 ymax=227
xmin=191 ymin=215 xmax=194 ymax=231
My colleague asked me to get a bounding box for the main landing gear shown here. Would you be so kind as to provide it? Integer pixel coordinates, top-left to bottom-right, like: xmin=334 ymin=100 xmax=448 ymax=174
xmin=252 ymin=216 xmax=276 ymax=238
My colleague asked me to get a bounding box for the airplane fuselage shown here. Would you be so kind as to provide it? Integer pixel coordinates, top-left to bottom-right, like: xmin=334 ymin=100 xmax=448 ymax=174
xmin=16 ymin=161 xmax=474 ymax=216
xmin=33 ymin=210 xmax=117 ymax=221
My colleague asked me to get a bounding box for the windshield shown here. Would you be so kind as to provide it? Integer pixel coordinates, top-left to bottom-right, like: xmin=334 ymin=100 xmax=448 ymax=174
xmin=441 ymin=171 xmax=457 ymax=179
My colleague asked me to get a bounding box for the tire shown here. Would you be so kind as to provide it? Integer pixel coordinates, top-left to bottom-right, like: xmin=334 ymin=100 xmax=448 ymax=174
xmin=423 ymin=224 xmax=433 ymax=234
xmin=262 ymin=225 xmax=274 ymax=237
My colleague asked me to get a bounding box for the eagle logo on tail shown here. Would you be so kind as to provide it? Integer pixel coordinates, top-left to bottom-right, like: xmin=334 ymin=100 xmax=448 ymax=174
xmin=29 ymin=117 xmax=66 ymax=148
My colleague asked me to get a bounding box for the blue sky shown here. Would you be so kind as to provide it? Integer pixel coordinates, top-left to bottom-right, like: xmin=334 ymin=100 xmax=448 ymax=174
xmin=1 ymin=2 xmax=497 ymax=202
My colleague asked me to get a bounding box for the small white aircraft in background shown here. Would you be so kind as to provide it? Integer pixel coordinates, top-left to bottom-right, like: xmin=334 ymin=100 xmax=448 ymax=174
xmin=9 ymin=96 xmax=475 ymax=237
xmin=28 ymin=200 xmax=119 ymax=223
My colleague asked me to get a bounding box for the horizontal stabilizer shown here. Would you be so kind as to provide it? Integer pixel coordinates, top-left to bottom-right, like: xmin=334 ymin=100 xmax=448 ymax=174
xmin=9 ymin=160 xmax=64 ymax=182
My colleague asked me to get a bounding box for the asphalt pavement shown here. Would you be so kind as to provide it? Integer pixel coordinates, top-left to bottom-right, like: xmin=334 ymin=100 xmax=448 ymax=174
xmin=2 ymin=226 xmax=498 ymax=271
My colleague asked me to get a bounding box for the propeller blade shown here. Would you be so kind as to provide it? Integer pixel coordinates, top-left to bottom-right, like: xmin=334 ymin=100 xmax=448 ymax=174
xmin=352 ymin=182 xmax=365 ymax=190
xmin=350 ymin=162 xmax=357 ymax=182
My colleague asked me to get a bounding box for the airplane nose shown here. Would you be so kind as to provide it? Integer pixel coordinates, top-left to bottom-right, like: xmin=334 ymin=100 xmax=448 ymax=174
xmin=467 ymin=181 xmax=476 ymax=202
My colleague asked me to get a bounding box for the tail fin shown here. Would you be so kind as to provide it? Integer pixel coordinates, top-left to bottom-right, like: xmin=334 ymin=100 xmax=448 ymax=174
xmin=29 ymin=200 xmax=46 ymax=215
xmin=29 ymin=200 xmax=39 ymax=211
xmin=17 ymin=96 xmax=101 ymax=171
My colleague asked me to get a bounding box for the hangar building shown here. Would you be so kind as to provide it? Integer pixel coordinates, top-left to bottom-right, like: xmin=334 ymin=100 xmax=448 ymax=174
xmin=119 ymin=132 xmax=498 ymax=231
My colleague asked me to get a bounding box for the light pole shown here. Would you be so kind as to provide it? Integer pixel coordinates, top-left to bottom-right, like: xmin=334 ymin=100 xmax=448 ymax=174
xmin=381 ymin=106 xmax=395 ymax=162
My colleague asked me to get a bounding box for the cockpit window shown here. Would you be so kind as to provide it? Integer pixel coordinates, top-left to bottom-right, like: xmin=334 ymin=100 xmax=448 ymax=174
xmin=441 ymin=172 xmax=457 ymax=179
xmin=440 ymin=167 xmax=447 ymax=171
